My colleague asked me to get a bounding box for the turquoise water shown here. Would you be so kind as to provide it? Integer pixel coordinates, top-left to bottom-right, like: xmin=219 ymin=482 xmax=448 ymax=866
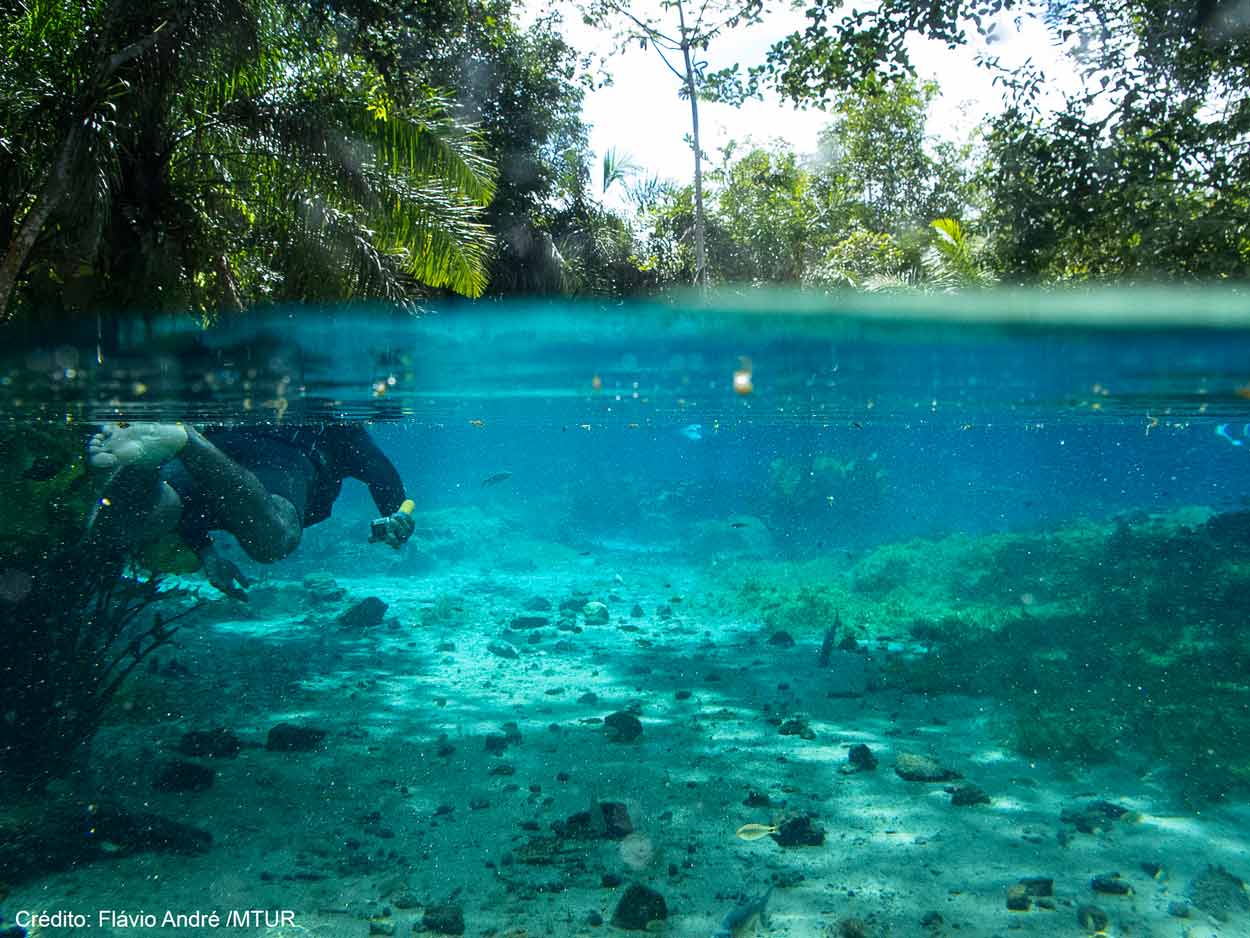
xmin=2 ymin=295 xmax=1250 ymax=937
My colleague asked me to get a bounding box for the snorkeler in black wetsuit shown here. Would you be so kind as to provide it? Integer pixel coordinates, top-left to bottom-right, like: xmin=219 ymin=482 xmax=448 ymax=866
xmin=85 ymin=422 xmax=415 ymax=598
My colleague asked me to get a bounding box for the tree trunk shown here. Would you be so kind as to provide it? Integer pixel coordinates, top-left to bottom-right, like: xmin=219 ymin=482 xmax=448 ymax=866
xmin=676 ymin=0 xmax=707 ymax=289
xmin=0 ymin=124 xmax=81 ymax=322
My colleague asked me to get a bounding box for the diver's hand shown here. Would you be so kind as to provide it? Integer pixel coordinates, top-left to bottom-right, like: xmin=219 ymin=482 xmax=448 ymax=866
xmin=199 ymin=542 xmax=253 ymax=600
xmin=381 ymin=510 xmax=415 ymax=549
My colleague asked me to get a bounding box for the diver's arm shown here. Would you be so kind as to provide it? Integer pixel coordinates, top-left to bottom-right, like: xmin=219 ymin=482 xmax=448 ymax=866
xmin=342 ymin=427 xmax=407 ymax=515
xmin=341 ymin=427 xmax=412 ymax=548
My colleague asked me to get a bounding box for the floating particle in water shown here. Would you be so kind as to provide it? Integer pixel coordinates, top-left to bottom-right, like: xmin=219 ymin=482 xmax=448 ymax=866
xmin=733 ymin=356 xmax=753 ymax=395
xmin=680 ymin=423 xmax=703 ymax=441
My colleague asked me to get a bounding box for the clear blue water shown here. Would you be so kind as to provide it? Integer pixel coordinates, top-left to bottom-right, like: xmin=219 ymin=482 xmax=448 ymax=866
xmin=3 ymin=295 xmax=1250 ymax=937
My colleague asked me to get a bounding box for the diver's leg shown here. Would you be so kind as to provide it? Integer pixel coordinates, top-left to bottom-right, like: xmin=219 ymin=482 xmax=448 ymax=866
xmin=84 ymin=423 xmax=189 ymax=556
xmin=175 ymin=428 xmax=302 ymax=563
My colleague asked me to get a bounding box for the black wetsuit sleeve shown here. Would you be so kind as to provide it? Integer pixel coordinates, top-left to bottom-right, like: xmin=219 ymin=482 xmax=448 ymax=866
xmin=339 ymin=427 xmax=406 ymax=516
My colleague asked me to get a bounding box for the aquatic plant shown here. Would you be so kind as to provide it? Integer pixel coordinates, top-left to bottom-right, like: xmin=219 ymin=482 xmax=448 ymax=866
xmin=0 ymin=559 xmax=199 ymax=793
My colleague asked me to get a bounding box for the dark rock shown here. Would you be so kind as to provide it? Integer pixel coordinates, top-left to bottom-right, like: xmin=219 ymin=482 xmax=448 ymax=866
xmin=603 ymin=711 xmax=643 ymax=742
xmin=337 ymin=596 xmax=387 ymax=628
xmin=469 ymin=798 xmax=489 ymax=811
xmin=835 ymin=918 xmax=868 ymax=938
xmin=586 ymin=910 xmax=603 ymax=926
xmin=154 ymin=760 xmax=215 ymax=793
xmin=1018 ymin=878 xmax=1053 ymax=897
xmin=602 ymin=872 xmax=622 ymax=887
xmin=1006 ymin=884 xmax=1031 ymax=911
xmin=554 ymin=811 xmax=597 ymax=840
xmin=0 ymin=800 xmax=213 ymax=882
xmin=578 ymin=692 xmax=599 ymax=705
xmin=611 ymin=884 xmax=667 ymax=930
xmin=523 ymin=597 xmax=552 ymax=612
xmin=487 ymin=640 xmax=518 ymax=659
xmin=630 ymin=604 xmax=645 ymax=618
xmin=657 ymin=605 xmax=673 ymax=619
xmin=489 ymin=763 xmax=515 ymax=776
xmin=779 ymin=718 xmax=815 ymax=740
xmin=1092 ymin=872 xmax=1132 ymax=895
xmin=772 ymin=814 xmax=825 ymax=847
xmin=1076 ymin=905 xmax=1109 ymax=932
xmin=559 ymin=595 xmax=589 ymax=613
xmin=599 ymin=802 xmax=633 ymax=839
xmin=266 ymin=723 xmax=327 ymax=752
xmin=422 ymin=903 xmax=465 ymax=935
xmin=510 ymin=615 xmax=549 ymax=630
xmin=894 ymin=752 xmax=961 ymax=782
xmin=527 ymin=631 xmax=543 ymax=644
xmin=485 ymin=734 xmax=510 ymax=755
xmin=743 ymin=791 xmax=772 ymax=807
xmin=303 ymin=572 xmax=345 ymax=603
xmin=177 ymin=728 xmax=241 ymax=759
xmin=674 ymin=689 xmax=691 ymax=701
xmin=768 ymin=630 xmax=795 ymax=647
xmin=920 ymin=910 xmax=943 ymax=928
xmin=847 ymin=744 xmax=878 ymax=772
xmin=949 ymin=784 xmax=990 ymax=806
xmin=1140 ymin=861 xmax=1165 ymax=880
xmin=1060 ymin=799 xmax=1130 ymax=834
xmin=436 ymin=641 xmax=456 ymax=652
xmin=1167 ymin=901 xmax=1190 ymax=918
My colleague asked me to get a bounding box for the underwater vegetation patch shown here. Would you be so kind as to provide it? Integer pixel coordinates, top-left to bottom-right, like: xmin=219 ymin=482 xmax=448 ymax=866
xmin=732 ymin=508 xmax=1250 ymax=801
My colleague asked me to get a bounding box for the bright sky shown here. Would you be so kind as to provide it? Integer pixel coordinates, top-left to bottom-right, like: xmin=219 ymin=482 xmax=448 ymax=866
xmin=533 ymin=1 xmax=1071 ymax=197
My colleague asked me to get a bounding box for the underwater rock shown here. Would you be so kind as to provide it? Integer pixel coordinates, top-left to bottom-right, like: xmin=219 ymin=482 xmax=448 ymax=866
xmin=1006 ymin=884 xmax=1031 ymax=911
xmin=1188 ymin=865 xmax=1250 ymax=921
xmin=578 ymin=691 xmax=599 ymax=705
xmin=772 ymin=814 xmax=825 ymax=847
xmin=1060 ymin=799 xmax=1132 ymax=834
xmin=509 ymin=615 xmax=548 ymax=630
xmin=177 ymin=728 xmax=241 ymax=759
xmin=153 ymin=760 xmax=215 ymax=793
xmin=845 ymin=743 xmax=878 ymax=773
xmin=560 ymin=594 xmax=590 ymax=613
xmin=1018 ymin=878 xmax=1053 ymax=897
xmin=834 ymin=917 xmax=868 ymax=938
xmin=599 ymin=802 xmax=634 ymax=839
xmin=1076 ymin=905 xmax=1109 ymax=932
xmin=337 ymin=596 xmax=387 ymax=629
xmin=302 ymin=572 xmax=345 ymax=604
xmin=0 ymin=800 xmax=212 ymax=882
xmin=823 ymin=650 xmax=870 ymax=698
xmin=603 ymin=711 xmax=643 ymax=742
xmin=611 ymin=884 xmax=668 ymax=930
xmin=948 ymin=784 xmax=990 ymax=806
xmin=778 ymin=717 xmax=815 ymax=740
xmin=421 ymin=903 xmax=465 ymax=935
xmin=266 ymin=723 xmax=327 ymax=752
xmin=768 ymin=630 xmax=796 ymax=647
xmin=523 ymin=596 xmax=552 ymax=611
xmin=630 ymin=603 xmax=645 ymax=618
xmin=582 ymin=601 xmax=610 ymax=624
xmin=894 ymin=753 xmax=961 ymax=782
xmin=487 ymin=639 xmax=518 ymax=659
xmin=1091 ymin=872 xmax=1132 ymax=895
xmin=1167 ymin=901 xmax=1191 ymax=918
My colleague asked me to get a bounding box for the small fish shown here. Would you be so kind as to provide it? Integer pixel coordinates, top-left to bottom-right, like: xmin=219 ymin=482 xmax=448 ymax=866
xmin=729 ymin=522 xmax=748 ymax=529
xmin=713 ymin=886 xmax=773 ymax=938
xmin=734 ymin=823 xmax=778 ymax=841
xmin=680 ymin=423 xmax=703 ymax=441
xmin=468 ymin=419 xmax=485 ymax=428
xmin=481 ymin=471 xmax=513 ymax=488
